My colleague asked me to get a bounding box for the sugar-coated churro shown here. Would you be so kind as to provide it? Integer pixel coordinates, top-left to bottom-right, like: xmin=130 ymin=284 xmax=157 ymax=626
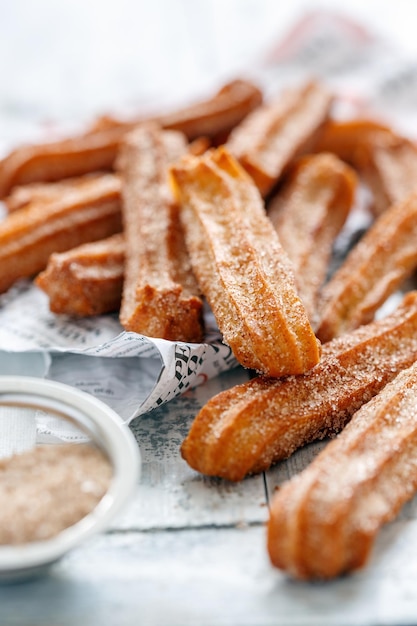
xmin=268 ymin=359 xmax=417 ymax=579
xmin=0 ymin=173 xmax=121 ymax=294
xmin=0 ymin=79 xmax=262 ymax=198
xmin=155 ymin=78 xmax=263 ymax=141
xmin=181 ymin=292 xmax=417 ymax=481
xmin=117 ymin=125 xmax=204 ymax=342
xmin=3 ymin=173 xmax=107 ymax=212
xmin=316 ymin=189 xmax=417 ymax=343
xmin=226 ymin=80 xmax=332 ymax=196
xmin=0 ymin=127 xmax=125 ymax=199
xmin=170 ymin=147 xmax=321 ymax=377
xmin=267 ymin=153 xmax=357 ymax=323
xmin=356 ymin=131 xmax=417 ymax=215
xmin=36 ymin=233 xmax=124 ymax=316
xmin=313 ymin=118 xmax=391 ymax=165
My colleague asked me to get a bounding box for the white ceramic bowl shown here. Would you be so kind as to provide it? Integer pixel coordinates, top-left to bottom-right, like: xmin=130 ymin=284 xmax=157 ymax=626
xmin=0 ymin=376 xmax=141 ymax=582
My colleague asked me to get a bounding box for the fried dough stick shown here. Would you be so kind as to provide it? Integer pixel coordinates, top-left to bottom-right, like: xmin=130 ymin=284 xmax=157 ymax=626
xmin=316 ymin=189 xmax=417 ymax=343
xmin=315 ymin=119 xmax=417 ymax=214
xmin=181 ymin=292 xmax=417 ymax=481
xmin=267 ymin=153 xmax=357 ymax=323
xmin=226 ymin=80 xmax=332 ymax=197
xmin=170 ymin=147 xmax=320 ymax=377
xmin=3 ymin=173 xmax=107 ymax=212
xmin=0 ymin=174 xmax=121 ymax=294
xmin=154 ymin=78 xmax=262 ymax=141
xmin=117 ymin=126 xmax=204 ymax=342
xmin=314 ymin=118 xmax=392 ymax=165
xmin=36 ymin=234 xmax=124 ymax=316
xmin=268 ymin=360 xmax=417 ymax=580
xmin=0 ymin=127 xmax=125 ymax=199
xmin=0 ymin=79 xmax=262 ymax=198
xmin=356 ymin=131 xmax=417 ymax=215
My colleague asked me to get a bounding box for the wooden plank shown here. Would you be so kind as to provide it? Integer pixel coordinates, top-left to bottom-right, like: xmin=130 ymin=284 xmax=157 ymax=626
xmin=3 ymin=522 xmax=417 ymax=626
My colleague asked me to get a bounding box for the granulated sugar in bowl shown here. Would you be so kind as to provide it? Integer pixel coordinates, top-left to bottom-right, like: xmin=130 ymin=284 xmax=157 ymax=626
xmin=0 ymin=376 xmax=140 ymax=582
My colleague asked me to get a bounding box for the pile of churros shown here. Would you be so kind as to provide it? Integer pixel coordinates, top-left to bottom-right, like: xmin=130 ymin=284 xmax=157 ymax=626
xmin=3 ymin=75 xmax=417 ymax=580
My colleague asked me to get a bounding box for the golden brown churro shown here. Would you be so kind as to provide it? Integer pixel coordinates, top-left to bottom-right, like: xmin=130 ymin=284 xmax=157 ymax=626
xmin=181 ymin=292 xmax=417 ymax=481
xmin=0 ymin=173 xmax=121 ymax=294
xmin=36 ymin=234 xmax=124 ymax=316
xmin=170 ymin=147 xmax=320 ymax=377
xmin=117 ymin=125 xmax=204 ymax=342
xmin=226 ymin=80 xmax=332 ymax=196
xmin=0 ymin=79 xmax=262 ymax=198
xmin=3 ymin=173 xmax=106 ymax=212
xmin=155 ymin=78 xmax=263 ymax=141
xmin=0 ymin=127 xmax=126 ymax=199
xmin=93 ymin=79 xmax=262 ymax=141
xmin=268 ymin=360 xmax=417 ymax=580
xmin=356 ymin=131 xmax=417 ymax=215
xmin=316 ymin=189 xmax=417 ymax=343
xmin=267 ymin=153 xmax=357 ymax=323
xmin=313 ymin=118 xmax=392 ymax=165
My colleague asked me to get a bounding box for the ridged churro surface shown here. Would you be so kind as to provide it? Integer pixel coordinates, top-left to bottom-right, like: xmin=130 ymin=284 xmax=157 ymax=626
xmin=181 ymin=293 xmax=417 ymax=481
xmin=268 ymin=360 xmax=417 ymax=579
xmin=171 ymin=147 xmax=320 ymax=377
xmin=0 ymin=173 xmax=122 ymax=294
xmin=268 ymin=153 xmax=356 ymax=323
xmin=227 ymin=81 xmax=332 ymax=196
xmin=316 ymin=189 xmax=417 ymax=342
xmin=36 ymin=233 xmax=124 ymax=316
xmin=117 ymin=125 xmax=204 ymax=342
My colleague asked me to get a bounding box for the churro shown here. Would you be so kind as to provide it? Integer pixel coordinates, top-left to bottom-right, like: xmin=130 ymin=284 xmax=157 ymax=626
xmin=3 ymin=173 xmax=106 ymax=212
xmin=356 ymin=130 xmax=417 ymax=215
xmin=226 ymin=80 xmax=332 ymax=196
xmin=117 ymin=125 xmax=204 ymax=342
xmin=268 ymin=359 xmax=417 ymax=579
xmin=181 ymin=292 xmax=417 ymax=481
xmin=314 ymin=118 xmax=391 ymax=165
xmin=316 ymin=189 xmax=417 ymax=343
xmin=170 ymin=147 xmax=320 ymax=377
xmin=0 ymin=79 xmax=262 ymax=198
xmin=0 ymin=173 xmax=121 ymax=294
xmin=155 ymin=78 xmax=263 ymax=141
xmin=36 ymin=233 xmax=124 ymax=316
xmin=267 ymin=153 xmax=356 ymax=323
xmin=93 ymin=79 xmax=262 ymax=141
xmin=0 ymin=127 xmax=125 ymax=199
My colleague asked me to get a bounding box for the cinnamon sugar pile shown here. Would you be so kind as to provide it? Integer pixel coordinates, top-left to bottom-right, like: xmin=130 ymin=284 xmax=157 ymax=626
xmin=0 ymin=444 xmax=112 ymax=544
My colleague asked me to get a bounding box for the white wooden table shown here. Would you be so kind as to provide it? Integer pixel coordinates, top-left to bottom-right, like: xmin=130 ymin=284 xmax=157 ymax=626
xmin=1 ymin=364 xmax=417 ymax=626
xmin=2 ymin=2 xmax=417 ymax=623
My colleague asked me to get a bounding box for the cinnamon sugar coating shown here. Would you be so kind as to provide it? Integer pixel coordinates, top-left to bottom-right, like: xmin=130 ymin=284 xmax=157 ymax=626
xmin=36 ymin=233 xmax=124 ymax=316
xmin=3 ymin=173 xmax=108 ymax=212
xmin=0 ymin=127 xmax=125 ymax=199
xmin=170 ymin=147 xmax=320 ymax=377
xmin=0 ymin=173 xmax=122 ymax=294
xmin=268 ymin=359 xmax=417 ymax=579
xmin=313 ymin=118 xmax=392 ymax=165
xmin=117 ymin=125 xmax=204 ymax=342
xmin=0 ymin=79 xmax=262 ymax=198
xmin=153 ymin=78 xmax=263 ymax=141
xmin=355 ymin=130 xmax=417 ymax=215
xmin=226 ymin=80 xmax=332 ymax=197
xmin=181 ymin=293 xmax=417 ymax=481
xmin=267 ymin=153 xmax=356 ymax=323
xmin=316 ymin=189 xmax=417 ymax=343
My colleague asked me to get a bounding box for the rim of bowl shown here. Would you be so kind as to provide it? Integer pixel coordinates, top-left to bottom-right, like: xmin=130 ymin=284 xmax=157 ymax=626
xmin=0 ymin=375 xmax=141 ymax=573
